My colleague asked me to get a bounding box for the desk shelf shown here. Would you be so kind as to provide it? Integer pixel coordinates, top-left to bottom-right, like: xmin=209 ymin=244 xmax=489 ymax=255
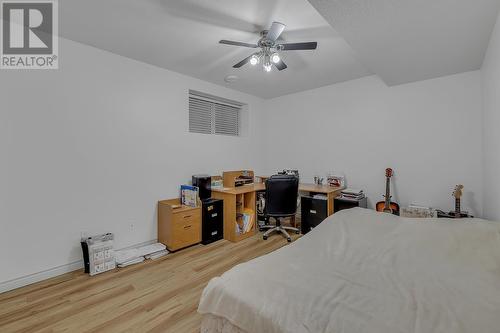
xmin=212 ymin=186 xmax=257 ymax=242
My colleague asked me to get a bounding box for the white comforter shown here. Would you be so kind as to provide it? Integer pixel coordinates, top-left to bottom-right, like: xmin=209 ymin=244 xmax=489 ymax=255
xmin=198 ymin=208 xmax=500 ymax=333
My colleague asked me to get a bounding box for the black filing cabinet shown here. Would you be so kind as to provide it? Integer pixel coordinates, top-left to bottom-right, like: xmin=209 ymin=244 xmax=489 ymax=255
xmin=301 ymin=196 xmax=328 ymax=234
xmin=334 ymin=197 xmax=367 ymax=213
xmin=201 ymin=199 xmax=223 ymax=245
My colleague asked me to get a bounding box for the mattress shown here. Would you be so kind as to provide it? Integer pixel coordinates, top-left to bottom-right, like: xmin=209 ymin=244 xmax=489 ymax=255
xmin=198 ymin=208 xmax=500 ymax=333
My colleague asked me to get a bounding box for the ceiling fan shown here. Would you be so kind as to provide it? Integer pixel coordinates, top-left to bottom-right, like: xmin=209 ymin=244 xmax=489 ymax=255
xmin=219 ymin=21 xmax=318 ymax=72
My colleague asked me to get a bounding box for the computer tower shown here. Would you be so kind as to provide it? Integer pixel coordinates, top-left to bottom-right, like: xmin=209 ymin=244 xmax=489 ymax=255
xmin=300 ymin=196 xmax=328 ymax=234
xmin=192 ymin=174 xmax=211 ymax=200
xmin=256 ymin=190 xmax=267 ymax=228
xmin=201 ymin=198 xmax=223 ymax=244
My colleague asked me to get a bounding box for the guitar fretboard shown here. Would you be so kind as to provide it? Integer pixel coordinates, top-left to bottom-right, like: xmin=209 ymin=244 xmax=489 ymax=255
xmin=385 ymin=177 xmax=391 ymax=208
xmin=455 ymin=198 xmax=461 ymax=217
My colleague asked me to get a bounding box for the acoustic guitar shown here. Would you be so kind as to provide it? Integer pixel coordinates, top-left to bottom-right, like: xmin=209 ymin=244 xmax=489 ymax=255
xmin=376 ymin=168 xmax=400 ymax=215
xmin=437 ymin=185 xmax=473 ymax=218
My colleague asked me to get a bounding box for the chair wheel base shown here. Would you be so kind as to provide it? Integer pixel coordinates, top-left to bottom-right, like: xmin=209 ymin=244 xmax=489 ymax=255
xmin=295 ymin=230 xmax=300 ymax=234
xmin=263 ymin=235 xmax=268 ymax=240
xmin=287 ymin=237 xmax=292 ymax=242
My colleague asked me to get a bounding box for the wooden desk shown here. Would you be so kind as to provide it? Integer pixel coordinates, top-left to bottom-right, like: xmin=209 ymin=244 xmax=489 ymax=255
xmin=213 ymin=183 xmax=265 ymax=195
xmin=212 ymin=185 xmax=262 ymax=242
xmin=298 ymin=184 xmax=342 ymax=216
xmin=212 ymin=183 xmax=342 ymax=242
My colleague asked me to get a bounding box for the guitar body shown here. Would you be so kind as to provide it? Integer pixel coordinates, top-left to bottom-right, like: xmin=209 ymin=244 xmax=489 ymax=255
xmin=376 ymin=201 xmax=400 ymax=215
xmin=436 ymin=210 xmax=472 ymax=219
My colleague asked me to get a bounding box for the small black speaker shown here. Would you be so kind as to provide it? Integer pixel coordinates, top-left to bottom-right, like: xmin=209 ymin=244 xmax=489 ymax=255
xmin=192 ymin=174 xmax=211 ymax=200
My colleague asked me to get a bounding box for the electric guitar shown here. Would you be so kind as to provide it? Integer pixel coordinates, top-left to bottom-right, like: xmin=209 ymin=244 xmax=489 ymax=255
xmin=437 ymin=185 xmax=473 ymax=218
xmin=376 ymin=168 xmax=400 ymax=215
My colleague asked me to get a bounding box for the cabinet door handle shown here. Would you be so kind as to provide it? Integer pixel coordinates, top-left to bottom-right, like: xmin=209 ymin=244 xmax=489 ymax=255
xmin=184 ymin=225 xmax=192 ymax=229
xmin=183 ymin=215 xmax=192 ymax=219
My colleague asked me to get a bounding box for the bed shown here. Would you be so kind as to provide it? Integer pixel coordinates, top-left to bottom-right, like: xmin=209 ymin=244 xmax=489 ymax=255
xmin=198 ymin=208 xmax=500 ymax=333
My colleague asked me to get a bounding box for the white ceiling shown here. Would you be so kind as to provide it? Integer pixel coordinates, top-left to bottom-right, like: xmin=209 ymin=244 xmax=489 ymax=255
xmin=60 ymin=0 xmax=500 ymax=97
xmin=307 ymin=0 xmax=500 ymax=86
xmin=60 ymin=0 xmax=370 ymax=99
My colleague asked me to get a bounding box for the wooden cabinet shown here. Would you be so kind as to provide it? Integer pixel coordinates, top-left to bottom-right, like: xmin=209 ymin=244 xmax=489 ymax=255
xmin=158 ymin=198 xmax=201 ymax=251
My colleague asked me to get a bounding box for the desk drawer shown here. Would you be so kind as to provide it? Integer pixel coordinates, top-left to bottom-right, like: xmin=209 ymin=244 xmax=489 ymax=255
xmin=171 ymin=211 xmax=201 ymax=250
xmin=173 ymin=210 xmax=198 ymax=223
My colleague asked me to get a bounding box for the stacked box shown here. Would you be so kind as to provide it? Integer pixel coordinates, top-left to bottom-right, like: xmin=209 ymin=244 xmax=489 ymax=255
xmin=82 ymin=233 xmax=116 ymax=276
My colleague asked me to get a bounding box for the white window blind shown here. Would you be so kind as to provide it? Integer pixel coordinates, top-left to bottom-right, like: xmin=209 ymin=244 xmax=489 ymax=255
xmin=189 ymin=97 xmax=213 ymax=135
xmin=214 ymin=103 xmax=239 ymax=136
xmin=189 ymin=91 xmax=241 ymax=136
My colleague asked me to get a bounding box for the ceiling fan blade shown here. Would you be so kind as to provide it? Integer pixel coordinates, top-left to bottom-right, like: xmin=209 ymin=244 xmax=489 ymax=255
xmin=233 ymin=53 xmax=257 ymax=68
xmin=219 ymin=40 xmax=258 ymax=48
xmin=274 ymin=59 xmax=287 ymax=71
xmin=266 ymin=21 xmax=286 ymax=42
xmin=280 ymin=42 xmax=317 ymax=50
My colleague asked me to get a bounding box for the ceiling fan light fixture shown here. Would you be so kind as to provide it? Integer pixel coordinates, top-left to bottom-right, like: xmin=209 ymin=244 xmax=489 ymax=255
xmin=221 ymin=21 xmax=318 ymax=72
xmin=250 ymin=55 xmax=259 ymax=66
xmin=271 ymin=53 xmax=280 ymax=64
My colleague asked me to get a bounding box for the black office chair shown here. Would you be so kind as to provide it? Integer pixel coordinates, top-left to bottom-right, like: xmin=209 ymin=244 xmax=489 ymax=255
xmin=261 ymin=174 xmax=299 ymax=242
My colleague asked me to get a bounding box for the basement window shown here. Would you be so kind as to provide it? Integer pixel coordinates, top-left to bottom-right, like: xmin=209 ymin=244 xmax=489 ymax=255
xmin=189 ymin=90 xmax=243 ymax=136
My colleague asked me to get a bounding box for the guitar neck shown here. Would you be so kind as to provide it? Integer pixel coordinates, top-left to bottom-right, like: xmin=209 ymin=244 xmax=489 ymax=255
xmin=455 ymin=198 xmax=461 ymax=216
xmin=385 ymin=178 xmax=391 ymax=207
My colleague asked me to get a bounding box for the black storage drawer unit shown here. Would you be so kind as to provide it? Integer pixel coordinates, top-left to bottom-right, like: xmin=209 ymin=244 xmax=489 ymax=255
xmin=301 ymin=196 xmax=328 ymax=234
xmin=334 ymin=197 xmax=367 ymax=213
xmin=201 ymin=199 xmax=223 ymax=245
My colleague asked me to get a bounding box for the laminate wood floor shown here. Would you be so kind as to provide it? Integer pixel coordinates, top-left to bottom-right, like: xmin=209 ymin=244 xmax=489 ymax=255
xmin=0 ymin=233 xmax=298 ymax=333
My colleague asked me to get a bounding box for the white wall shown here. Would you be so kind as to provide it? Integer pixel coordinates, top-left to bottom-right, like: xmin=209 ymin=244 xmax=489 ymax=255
xmin=0 ymin=38 xmax=265 ymax=286
xmin=1 ymin=37 xmax=489 ymax=291
xmin=1 ymin=93 xmax=7 ymax=253
xmin=263 ymin=72 xmax=483 ymax=215
xmin=482 ymin=11 xmax=500 ymax=221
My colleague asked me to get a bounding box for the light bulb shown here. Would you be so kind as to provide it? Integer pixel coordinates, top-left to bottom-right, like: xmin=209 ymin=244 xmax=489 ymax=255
xmin=263 ymin=63 xmax=272 ymax=72
xmin=250 ymin=55 xmax=259 ymax=66
xmin=271 ymin=53 xmax=280 ymax=64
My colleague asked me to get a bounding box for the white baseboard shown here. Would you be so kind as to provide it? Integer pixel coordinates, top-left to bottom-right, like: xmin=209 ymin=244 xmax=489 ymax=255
xmin=0 ymin=239 xmax=157 ymax=294
xmin=0 ymin=261 xmax=84 ymax=294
